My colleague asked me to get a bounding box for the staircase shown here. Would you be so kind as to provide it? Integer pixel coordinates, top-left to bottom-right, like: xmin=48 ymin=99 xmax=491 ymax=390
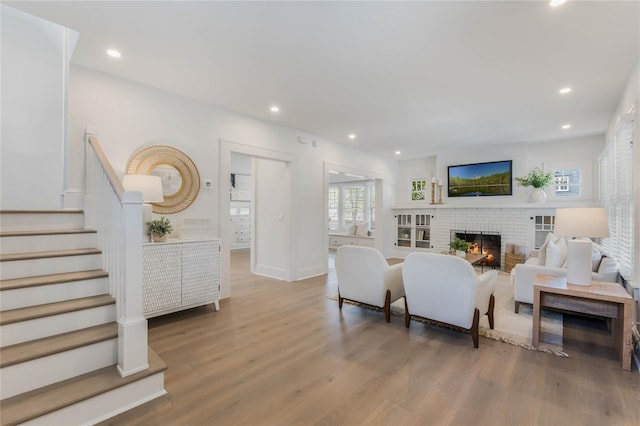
xmin=0 ymin=210 xmax=166 ymax=425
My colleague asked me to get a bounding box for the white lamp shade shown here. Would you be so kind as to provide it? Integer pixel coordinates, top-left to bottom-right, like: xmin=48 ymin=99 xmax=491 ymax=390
xmin=123 ymin=174 xmax=164 ymax=203
xmin=554 ymin=208 xmax=609 ymax=238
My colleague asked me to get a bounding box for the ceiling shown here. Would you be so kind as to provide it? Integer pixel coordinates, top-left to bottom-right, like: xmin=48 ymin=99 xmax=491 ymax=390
xmin=6 ymin=1 xmax=639 ymax=159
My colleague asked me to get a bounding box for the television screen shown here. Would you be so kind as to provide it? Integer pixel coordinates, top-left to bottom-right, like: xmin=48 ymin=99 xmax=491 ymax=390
xmin=448 ymin=160 xmax=512 ymax=197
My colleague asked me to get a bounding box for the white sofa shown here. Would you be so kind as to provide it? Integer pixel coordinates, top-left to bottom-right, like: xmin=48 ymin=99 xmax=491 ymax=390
xmin=335 ymin=245 xmax=404 ymax=322
xmin=512 ymin=234 xmax=619 ymax=313
xmin=402 ymin=252 xmax=497 ymax=348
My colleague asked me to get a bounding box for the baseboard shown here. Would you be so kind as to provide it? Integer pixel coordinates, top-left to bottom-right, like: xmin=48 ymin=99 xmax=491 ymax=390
xmin=295 ymin=264 xmax=326 ymax=281
xmin=254 ymin=264 xmax=285 ymax=280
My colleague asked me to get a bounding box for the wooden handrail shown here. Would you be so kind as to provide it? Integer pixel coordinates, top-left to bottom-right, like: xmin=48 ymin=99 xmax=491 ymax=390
xmin=87 ymin=135 xmax=125 ymax=200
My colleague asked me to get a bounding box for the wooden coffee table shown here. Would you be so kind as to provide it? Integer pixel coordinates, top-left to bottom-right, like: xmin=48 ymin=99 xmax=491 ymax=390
xmin=532 ymin=274 xmax=633 ymax=371
xmin=464 ymin=253 xmax=488 ymax=265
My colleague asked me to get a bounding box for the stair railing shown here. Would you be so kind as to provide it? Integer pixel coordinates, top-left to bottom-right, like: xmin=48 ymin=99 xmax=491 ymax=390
xmin=85 ymin=134 xmax=149 ymax=377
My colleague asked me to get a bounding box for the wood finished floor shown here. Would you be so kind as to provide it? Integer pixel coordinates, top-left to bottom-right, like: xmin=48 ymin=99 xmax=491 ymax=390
xmin=102 ymin=249 xmax=640 ymax=426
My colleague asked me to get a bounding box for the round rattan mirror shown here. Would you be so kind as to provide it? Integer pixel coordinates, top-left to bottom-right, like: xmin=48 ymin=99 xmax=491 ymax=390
xmin=126 ymin=145 xmax=200 ymax=214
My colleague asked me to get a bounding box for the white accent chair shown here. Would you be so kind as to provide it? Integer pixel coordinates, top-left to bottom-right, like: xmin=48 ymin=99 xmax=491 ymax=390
xmin=335 ymin=245 xmax=404 ymax=322
xmin=402 ymin=252 xmax=497 ymax=348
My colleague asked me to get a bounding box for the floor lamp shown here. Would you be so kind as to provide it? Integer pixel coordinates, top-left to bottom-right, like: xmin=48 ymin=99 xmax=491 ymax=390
xmin=122 ymin=174 xmax=164 ymax=239
xmin=554 ymin=207 xmax=610 ymax=286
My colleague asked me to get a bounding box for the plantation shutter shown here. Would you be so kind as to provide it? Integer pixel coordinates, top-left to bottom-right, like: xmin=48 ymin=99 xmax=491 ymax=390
xmin=599 ymin=115 xmax=634 ymax=277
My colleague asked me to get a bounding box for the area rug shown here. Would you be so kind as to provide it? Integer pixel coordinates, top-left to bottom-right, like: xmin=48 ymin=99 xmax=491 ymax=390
xmin=330 ymin=271 xmax=568 ymax=357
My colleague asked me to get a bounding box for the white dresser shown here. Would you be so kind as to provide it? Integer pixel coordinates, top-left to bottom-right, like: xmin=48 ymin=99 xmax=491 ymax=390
xmin=230 ymin=214 xmax=252 ymax=249
xmin=142 ymin=239 xmax=221 ymax=318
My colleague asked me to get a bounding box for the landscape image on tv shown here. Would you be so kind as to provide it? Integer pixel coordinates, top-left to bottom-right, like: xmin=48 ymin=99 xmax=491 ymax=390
xmin=448 ymin=160 xmax=512 ymax=197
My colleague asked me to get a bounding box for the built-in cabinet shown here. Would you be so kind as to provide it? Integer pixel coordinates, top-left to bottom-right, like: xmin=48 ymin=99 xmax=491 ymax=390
xmin=394 ymin=211 xmax=433 ymax=250
xmin=142 ymin=239 xmax=220 ymax=318
xmin=230 ymin=212 xmax=252 ymax=249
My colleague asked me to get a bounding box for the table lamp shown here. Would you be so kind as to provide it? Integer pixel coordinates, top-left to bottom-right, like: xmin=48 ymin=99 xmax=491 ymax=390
xmin=122 ymin=174 xmax=164 ymax=237
xmin=554 ymin=207 xmax=609 ymax=286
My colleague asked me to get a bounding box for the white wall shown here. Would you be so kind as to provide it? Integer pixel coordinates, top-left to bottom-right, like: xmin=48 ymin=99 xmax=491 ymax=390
xmin=394 ymin=136 xmax=605 ymax=207
xmin=0 ymin=5 xmax=78 ymax=209
xmin=68 ymin=66 xmax=398 ymax=298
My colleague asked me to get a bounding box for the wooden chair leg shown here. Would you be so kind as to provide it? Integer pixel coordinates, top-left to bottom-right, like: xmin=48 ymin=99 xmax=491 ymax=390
xmin=338 ymin=290 xmax=343 ymax=309
xmin=514 ymin=301 xmax=520 ymax=314
xmin=487 ymin=294 xmax=495 ymax=329
xmin=471 ymin=308 xmax=480 ymax=348
xmin=404 ymin=296 xmax=410 ymax=328
xmin=384 ymin=289 xmax=391 ymax=323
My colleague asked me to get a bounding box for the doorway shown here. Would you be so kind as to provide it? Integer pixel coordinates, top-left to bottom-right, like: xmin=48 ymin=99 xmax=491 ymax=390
xmin=323 ymin=162 xmax=385 ymax=273
xmin=220 ymin=140 xmax=295 ymax=299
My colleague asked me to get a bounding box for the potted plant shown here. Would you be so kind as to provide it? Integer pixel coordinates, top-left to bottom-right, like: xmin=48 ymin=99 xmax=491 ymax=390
xmin=450 ymin=238 xmax=472 ymax=257
xmin=514 ymin=167 xmax=554 ymax=203
xmin=147 ymin=216 xmax=173 ymax=242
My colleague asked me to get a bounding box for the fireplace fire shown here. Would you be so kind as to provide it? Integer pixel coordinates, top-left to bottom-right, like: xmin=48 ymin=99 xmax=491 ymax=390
xmin=451 ymin=230 xmax=501 ymax=268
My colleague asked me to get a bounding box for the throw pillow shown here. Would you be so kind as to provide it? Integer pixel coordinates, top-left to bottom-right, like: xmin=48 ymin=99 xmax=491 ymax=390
xmin=591 ymin=245 xmax=604 ymax=272
xmin=597 ymin=256 xmax=619 ymax=282
xmin=545 ymin=238 xmax=567 ymax=268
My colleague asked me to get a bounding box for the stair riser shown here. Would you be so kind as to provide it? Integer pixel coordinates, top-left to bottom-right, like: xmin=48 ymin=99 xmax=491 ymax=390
xmin=21 ymin=373 xmax=167 ymax=426
xmin=0 ymin=212 xmax=84 ymax=232
xmin=1 ymin=304 xmax=116 ymax=347
xmin=0 ymin=338 xmax=117 ymax=400
xmin=0 ymin=233 xmax=97 ymax=254
xmin=0 ymin=278 xmax=109 ymax=311
xmin=0 ymin=254 xmax=102 ymax=280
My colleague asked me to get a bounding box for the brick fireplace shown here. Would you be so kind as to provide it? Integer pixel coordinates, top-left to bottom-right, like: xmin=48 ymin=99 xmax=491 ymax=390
xmin=451 ymin=230 xmax=502 ymax=268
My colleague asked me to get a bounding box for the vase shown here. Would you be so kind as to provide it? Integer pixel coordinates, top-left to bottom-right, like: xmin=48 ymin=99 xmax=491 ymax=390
xmin=456 ymin=250 xmax=466 ymax=258
xmin=529 ymin=188 xmax=547 ymax=204
xmin=151 ymin=233 xmax=168 ymax=242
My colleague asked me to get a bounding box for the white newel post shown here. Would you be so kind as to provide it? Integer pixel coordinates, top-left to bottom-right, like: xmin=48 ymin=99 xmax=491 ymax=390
xmin=117 ymin=191 xmax=149 ymax=377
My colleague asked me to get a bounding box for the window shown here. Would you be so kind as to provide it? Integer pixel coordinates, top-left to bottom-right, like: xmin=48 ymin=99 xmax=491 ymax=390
xmin=553 ymin=168 xmax=581 ymax=197
xmin=343 ymin=186 xmax=364 ymax=228
xmin=544 ymin=160 xmax=591 ymax=200
xmin=410 ymin=179 xmax=428 ymax=201
xmin=328 ymin=186 xmax=339 ymax=230
xmin=599 ymin=115 xmax=634 ymax=277
xmin=328 ymin=181 xmax=375 ymax=231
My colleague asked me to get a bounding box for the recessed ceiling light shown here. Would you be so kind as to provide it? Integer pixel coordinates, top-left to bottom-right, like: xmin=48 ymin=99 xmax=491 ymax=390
xmin=561 ymin=124 xmax=571 ymax=130
xmin=106 ymin=49 xmax=121 ymax=58
xmin=270 ymin=105 xmax=280 ymax=113
xmin=559 ymin=87 xmax=572 ymax=94
xmin=395 ymin=150 xmax=401 ymax=155
xmin=549 ymin=0 xmax=567 ymax=7
xmin=348 ymin=134 xmax=356 ymax=140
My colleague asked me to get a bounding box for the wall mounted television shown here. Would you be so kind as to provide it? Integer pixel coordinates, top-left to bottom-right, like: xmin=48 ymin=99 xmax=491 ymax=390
xmin=448 ymin=160 xmax=513 ymax=197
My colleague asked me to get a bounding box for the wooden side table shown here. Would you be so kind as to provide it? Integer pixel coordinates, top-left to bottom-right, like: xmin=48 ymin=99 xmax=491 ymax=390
xmin=533 ymin=274 xmax=633 ymax=371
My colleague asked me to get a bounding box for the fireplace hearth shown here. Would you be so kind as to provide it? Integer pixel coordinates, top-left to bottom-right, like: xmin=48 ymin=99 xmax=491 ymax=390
xmin=451 ymin=230 xmax=501 ymax=268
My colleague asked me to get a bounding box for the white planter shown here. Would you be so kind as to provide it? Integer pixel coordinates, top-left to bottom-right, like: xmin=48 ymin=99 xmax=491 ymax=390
xmin=456 ymin=250 xmax=466 ymax=257
xmin=529 ymin=188 xmax=547 ymax=204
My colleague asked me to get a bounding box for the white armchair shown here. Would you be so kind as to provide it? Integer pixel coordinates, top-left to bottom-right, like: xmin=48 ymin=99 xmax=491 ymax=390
xmin=335 ymin=245 xmax=404 ymax=322
xmin=402 ymin=252 xmax=497 ymax=348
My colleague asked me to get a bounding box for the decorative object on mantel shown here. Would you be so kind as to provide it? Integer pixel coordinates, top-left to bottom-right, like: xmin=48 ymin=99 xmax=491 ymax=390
xmin=514 ymin=167 xmax=553 ymax=204
xmin=437 ymin=181 xmax=444 ymax=204
xmin=127 ymin=145 xmax=200 ymax=214
xmin=147 ymin=216 xmax=173 ymax=242
xmin=449 ymin=237 xmax=472 ymax=257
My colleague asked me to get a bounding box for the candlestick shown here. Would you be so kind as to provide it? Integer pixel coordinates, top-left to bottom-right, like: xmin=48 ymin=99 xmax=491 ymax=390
xmin=438 ymin=184 xmax=444 ymax=204
xmin=430 ymin=182 xmax=436 ymax=204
